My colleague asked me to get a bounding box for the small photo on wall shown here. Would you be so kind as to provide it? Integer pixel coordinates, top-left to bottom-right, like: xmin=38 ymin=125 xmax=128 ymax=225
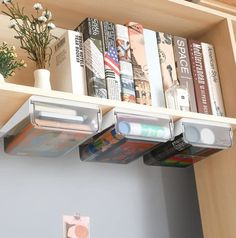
xmin=63 ymin=215 xmax=90 ymax=238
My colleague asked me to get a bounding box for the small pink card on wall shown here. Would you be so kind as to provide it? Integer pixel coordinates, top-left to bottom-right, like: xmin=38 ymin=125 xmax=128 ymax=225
xmin=63 ymin=215 xmax=90 ymax=238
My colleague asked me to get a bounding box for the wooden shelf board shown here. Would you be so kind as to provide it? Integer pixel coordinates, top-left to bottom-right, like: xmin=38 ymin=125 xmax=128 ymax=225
xmin=1 ymin=83 xmax=236 ymax=129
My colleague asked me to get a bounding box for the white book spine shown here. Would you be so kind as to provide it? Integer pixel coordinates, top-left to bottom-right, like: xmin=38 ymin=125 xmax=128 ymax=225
xmin=143 ymin=29 xmax=165 ymax=107
xmin=50 ymin=30 xmax=87 ymax=95
xmin=201 ymin=42 xmax=225 ymax=116
xmin=157 ymin=32 xmax=178 ymax=91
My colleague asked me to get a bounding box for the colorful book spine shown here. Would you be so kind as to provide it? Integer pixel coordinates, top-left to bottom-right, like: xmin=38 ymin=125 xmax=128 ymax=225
xmin=188 ymin=39 xmax=212 ymax=114
xmin=115 ymin=24 xmax=136 ymax=103
xmin=143 ymin=29 xmax=165 ymax=107
xmin=156 ymin=32 xmax=178 ymax=92
xmin=173 ymin=36 xmax=197 ymax=112
xmin=201 ymin=42 xmax=225 ymax=116
xmin=127 ymin=22 xmax=151 ymax=105
xmin=101 ymin=21 xmax=121 ymax=101
xmin=75 ymin=17 xmax=107 ymax=98
xmin=50 ymin=30 xmax=87 ymax=95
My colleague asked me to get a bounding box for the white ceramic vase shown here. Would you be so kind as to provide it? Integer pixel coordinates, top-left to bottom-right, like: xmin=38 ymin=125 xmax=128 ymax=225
xmin=0 ymin=73 xmax=5 ymax=83
xmin=34 ymin=69 xmax=51 ymax=90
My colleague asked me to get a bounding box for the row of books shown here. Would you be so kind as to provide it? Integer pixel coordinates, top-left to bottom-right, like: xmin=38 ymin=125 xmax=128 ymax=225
xmin=50 ymin=17 xmax=225 ymax=116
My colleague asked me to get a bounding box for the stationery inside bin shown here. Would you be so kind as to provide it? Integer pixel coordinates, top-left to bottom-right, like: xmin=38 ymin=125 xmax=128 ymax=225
xmin=143 ymin=118 xmax=233 ymax=168
xmin=1 ymin=96 xmax=101 ymax=157
xmin=79 ymin=108 xmax=173 ymax=164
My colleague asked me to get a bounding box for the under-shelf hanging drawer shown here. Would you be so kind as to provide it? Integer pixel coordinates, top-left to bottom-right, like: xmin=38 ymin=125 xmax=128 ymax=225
xmin=0 ymin=96 xmax=102 ymax=157
xmin=143 ymin=118 xmax=233 ymax=168
xmin=79 ymin=108 xmax=174 ymax=164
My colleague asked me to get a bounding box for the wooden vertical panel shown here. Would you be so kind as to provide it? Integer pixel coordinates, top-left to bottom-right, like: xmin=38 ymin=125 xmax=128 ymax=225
xmin=198 ymin=19 xmax=236 ymax=118
xmin=194 ymin=131 xmax=236 ymax=238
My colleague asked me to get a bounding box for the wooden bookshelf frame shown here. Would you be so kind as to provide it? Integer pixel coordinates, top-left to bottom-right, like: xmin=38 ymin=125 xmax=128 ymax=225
xmin=1 ymin=0 xmax=236 ymax=237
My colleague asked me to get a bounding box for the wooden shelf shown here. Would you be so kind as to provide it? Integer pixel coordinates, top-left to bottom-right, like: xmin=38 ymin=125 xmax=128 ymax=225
xmin=1 ymin=82 xmax=236 ymax=130
xmin=1 ymin=1 xmax=236 ymax=237
xmin=196 ymin=0 xmax=236 ymax=15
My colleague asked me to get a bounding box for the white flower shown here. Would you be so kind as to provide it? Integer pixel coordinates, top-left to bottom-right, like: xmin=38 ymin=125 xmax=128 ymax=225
xmin=33 ymin=3 xmax=43 ymax=10
xmin=2 ymin=0 xmax=11 ymax=4
xmin=42 ymin=10 xmax=52 ymax=20
xmin=47 ymin=22 xmax=56 ymax=30
xmin=38 ymin=16 xmax=47 ymax=23
xmin=8 ymin=20 xmax=16 ymax=28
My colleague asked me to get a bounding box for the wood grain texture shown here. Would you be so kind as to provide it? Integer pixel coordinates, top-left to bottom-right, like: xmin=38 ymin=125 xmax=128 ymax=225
xmin=197 ymin=0 xmax=236 ymax=15
xmin=194 ymin=131 xmax=236 ymax=238
xmin=1 ymin=83 xmax=236 ymax=129
xmin=198 ymin=19 xmax=236 ymax=118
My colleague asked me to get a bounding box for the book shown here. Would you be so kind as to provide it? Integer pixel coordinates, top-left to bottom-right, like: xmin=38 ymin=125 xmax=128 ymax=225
xmin=115 ymin=24 xmax=136 ymax=103
xmin=127 ymin=22 xmax=151 ymax=105
xmin=50 ymin=30 xmax=87 ymax=95
xmin=173 ymin=36 xmax=197 ymax=112
xmin=75 ymin=17 xmax=107 ymax=98
xmin=101 ymin=21 xmax=121 ymax=101
xmin=156 ymin=32 xmax=178 ymax=92
xmin=188 ymin=39 xmax=212 ymax=114
xmin=201 ymin=42 xmax=225 ymax=116
xmin=143 ymin=29 xmax=165 ymax=108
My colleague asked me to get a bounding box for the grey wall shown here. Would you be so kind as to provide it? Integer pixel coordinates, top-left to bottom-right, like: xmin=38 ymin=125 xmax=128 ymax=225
xmin=0 ymin=146 xmax=203 ymax=238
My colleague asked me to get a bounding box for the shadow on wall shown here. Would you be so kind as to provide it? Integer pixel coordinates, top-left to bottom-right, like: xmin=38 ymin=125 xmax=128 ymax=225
xmin=161 ymin=166 xmax=204 ymax=238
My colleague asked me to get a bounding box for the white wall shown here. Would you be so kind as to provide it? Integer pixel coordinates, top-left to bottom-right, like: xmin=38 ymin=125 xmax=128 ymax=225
xmin=0 ymin=146 xmax=203 ymax=238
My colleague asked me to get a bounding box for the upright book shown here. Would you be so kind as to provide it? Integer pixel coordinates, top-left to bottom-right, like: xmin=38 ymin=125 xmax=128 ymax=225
xmin=201 ymin=42 xmax=225 ymax=116
xmin=116 ymin=24 xmax=136 ymax=103
xmin=50 ymin=30 xmax=87 ymax=95
xmin=156 ymin=32 xmax=178 ymax=92
xmin=75 ymin=17 xmax=107 ymax=98
xmin=127 ymin=22 xmax=151 ymax=105
xmin=173 ymin=36 xmax=197 ymax=112
xmin=188 ymin=39 xmax=212 ymax=114
xmin=101 ymin=21 xmax=121 ymax=101
xmin=143 ymin=28 xmax=165 ymax=107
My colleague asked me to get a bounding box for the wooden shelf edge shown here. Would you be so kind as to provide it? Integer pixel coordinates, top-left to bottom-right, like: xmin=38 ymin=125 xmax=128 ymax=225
xmin=1 ymin=83 xmax=236 ymax=129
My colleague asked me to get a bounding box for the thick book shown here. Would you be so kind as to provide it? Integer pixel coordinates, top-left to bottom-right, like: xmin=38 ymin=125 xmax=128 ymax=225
xmin=115 ymin=24 xmax=136 ymax=103
xmin=127 ymin=22 xmax=151 ymax=105
xmin=188 ymin=39 xmax=212 ymax=114
xmin=101 ymin=21 xmax=121 ymax=101
xmin=75 ymin=17 xmax=107 ymax=98
xmin=143 ymin=29 xmax=165 ymax=107
xmin=156 ymin=32 xmax=178 ymax=92
xmin=173 ymin=36 xmax=197 ymax=112
xmin=201 ymin=42 xmax=225 ymax=116
xmin=50 ymin=30 xmax=87 ymax=95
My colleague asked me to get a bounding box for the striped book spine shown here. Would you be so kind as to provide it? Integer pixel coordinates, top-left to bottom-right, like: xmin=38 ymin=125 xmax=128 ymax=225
xmin=101 ymin=21 xmax=121 ymax=101
xmin=115 ymin=24 xmax=136 ymax=103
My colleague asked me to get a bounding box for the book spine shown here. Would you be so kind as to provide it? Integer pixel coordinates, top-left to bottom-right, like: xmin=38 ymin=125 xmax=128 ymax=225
xmin=201 ymin=42 xmax=225 ymax=116
xmin=101 ymin=21 xmax=121 ymax=101
xmin=127 ymin=22 xmax=152 ymax=105
xmin=156 ymin=32 xmax=178 ymax=92
xmin=143 ymin=134 xmax=191 ymax=166
xmin=188 ymin=39 xmax=212 ymax=114
xmin=173 ymin=36 xmax=197 ymax=112
xmin=76 ymin=18 xmax=107 ymax=98
xmin=50 ymin=30 xmax=87 ymax=95
xmin=115 ymin=24 xmax=136 ymax=103
xmin=143 ymin=29 xmax=166 ymax=107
